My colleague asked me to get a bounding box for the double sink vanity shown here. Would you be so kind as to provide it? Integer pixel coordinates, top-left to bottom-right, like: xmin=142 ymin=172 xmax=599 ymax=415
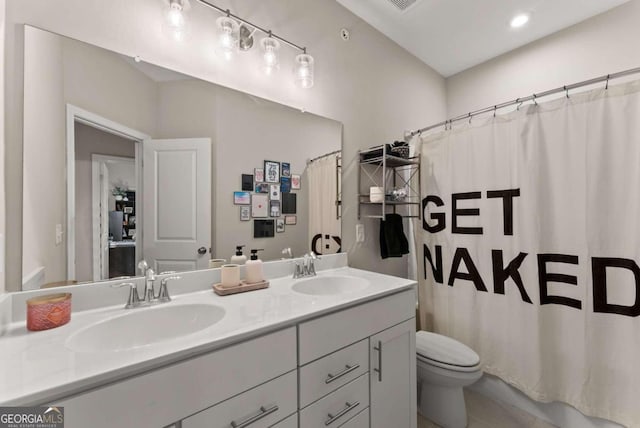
xmin=0 ymin=254 xmax=417 ymax=428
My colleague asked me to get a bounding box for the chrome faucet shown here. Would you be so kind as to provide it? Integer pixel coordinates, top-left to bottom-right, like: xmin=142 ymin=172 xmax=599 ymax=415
xmin=113 ymin=261 xmax=182 ymax=309
xmin=293 ymin=252 xmax=320 ymax=279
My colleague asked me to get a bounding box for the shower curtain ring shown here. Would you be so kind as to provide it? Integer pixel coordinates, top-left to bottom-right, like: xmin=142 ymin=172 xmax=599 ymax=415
xmin=564 ymin=86 xmax=570 ymax=98
xmin=605 ymin=74 xmax=610 ymax=90
xmin=533 ymin=94 xmax=538 ymax=105
xmin=493 ymin=106 xmax=497 ymax=118
xmin=468 ymin=113 xmax=472 ymax=124
xmin=516 ymin=98 xmax=523 ymax=111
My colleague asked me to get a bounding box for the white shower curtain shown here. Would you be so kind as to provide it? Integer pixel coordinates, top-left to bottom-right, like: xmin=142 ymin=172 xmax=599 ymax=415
xmin=417 ymin=80 xmax=640 ymax=427
xmin=307 ymin=152 xmax=341 ymax=255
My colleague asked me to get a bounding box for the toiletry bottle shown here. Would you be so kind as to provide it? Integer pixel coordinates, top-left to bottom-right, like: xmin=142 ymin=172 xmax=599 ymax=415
xmin=231 ymin=245 xmax=247 ymax=265
xmin=245 ymin=249 xmax=264 ymax=284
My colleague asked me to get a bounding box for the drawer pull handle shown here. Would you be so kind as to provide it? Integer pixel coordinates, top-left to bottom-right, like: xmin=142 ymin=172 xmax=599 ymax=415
xmin=374 ymin=340 xmax=382 ymax=382
xmin=325 ymin=401 xmax=360 ymax=426
xmin=325 ymin=364 xmax=360 ymax=384
xmin=230 ymin=404 xmax=279 ymax=428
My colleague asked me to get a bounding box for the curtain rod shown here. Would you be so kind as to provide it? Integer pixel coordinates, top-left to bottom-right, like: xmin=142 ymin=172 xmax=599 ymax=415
xmin=307 ymin=149 xmax=342 ymax=164
xmin=407 ymin=65 xmax=640 ymax=138
xmin=195 ymin=0 xmax=307 ymax=53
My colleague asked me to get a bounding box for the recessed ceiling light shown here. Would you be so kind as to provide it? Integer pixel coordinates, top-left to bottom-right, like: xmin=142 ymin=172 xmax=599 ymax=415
xmin=510 ymin=14 xmax=530 ymax=28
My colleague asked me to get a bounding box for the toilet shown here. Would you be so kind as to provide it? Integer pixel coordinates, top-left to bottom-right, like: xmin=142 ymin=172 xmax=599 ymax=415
xmin=416 ymin=331 xmax=483 ymax=428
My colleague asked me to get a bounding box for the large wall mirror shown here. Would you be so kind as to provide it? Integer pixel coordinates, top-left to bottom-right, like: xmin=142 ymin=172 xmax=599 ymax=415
xmin=17 ymin=25 xmax=342 ymax=291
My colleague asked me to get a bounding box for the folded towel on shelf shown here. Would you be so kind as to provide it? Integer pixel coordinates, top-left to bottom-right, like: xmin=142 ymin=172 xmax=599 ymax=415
xmin=380 ymin=213 xmax=410 ymax=259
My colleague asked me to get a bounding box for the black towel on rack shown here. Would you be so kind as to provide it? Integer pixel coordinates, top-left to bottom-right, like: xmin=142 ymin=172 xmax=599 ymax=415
xmin=380 ymin=213 xmax=410 ymax=259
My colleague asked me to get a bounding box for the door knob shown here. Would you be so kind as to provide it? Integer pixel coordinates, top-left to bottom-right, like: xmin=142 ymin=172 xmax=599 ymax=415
xmin=197 ymin=246 xmax=207 ymax=255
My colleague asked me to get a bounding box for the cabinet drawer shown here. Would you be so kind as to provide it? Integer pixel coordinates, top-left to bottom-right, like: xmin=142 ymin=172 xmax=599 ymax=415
xmin=299 ymin=374 xmax=369 ymax=428
xmin=337 ymin=409 xmax=369 ymax=428
xmin=182 ymin=370 xmax=297 ymax=428
xmin=271 ymin=413 xmax=298 ymax=428
xmin=56 ymin=327 xmax=296 ymax=428
xmin=299 ymin=339 xmax=368 ymax=408
xmin=298 ymin=289 xmax=415 ymax=364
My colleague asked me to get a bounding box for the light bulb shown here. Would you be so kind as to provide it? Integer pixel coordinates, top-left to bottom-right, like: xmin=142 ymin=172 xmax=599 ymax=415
xmin=261 ymin=37 xmax=280 ymax=75
xmin=215 ymin=16 xmax=240 ymax=60
xmin=294 ymin=53 xmax=314 ymax=89
xmin=163 ymin=0 xmax=189 ymax=41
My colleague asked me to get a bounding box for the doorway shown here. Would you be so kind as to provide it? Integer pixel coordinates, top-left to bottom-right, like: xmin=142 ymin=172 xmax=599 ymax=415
xmin=66 ymin=104 xmax=150 ymax=281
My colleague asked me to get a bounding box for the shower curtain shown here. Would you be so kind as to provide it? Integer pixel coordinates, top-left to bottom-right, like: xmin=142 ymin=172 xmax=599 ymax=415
xmin=417 ymin=81 xmax=640 ymax=427
xmin=307 ymin=152 xmax=341 ymax=255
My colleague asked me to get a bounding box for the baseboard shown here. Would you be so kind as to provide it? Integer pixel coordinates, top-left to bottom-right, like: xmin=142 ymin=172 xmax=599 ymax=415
xmin=468 ymin=374 xmax=623 ymax=428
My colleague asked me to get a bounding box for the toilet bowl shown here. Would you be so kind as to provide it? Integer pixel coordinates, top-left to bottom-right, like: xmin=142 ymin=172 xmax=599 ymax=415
xmin=416 ymin=331 xmax=482 ymax=428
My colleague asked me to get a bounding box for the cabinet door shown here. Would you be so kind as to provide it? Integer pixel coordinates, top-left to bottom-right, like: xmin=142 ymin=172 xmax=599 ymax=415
xmin=370 ymin=318 xmax=416 ymax=428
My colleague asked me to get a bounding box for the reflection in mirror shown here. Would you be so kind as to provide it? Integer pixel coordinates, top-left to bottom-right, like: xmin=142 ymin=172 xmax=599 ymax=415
xmin=19 ymin=25 xmax=342 ymax=291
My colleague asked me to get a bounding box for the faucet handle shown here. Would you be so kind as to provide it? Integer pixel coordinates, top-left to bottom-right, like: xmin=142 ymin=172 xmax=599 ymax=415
xmin=293 ymin=261 xmax=303 ymax=279
xmin=137 ymin=259 xmax=149 ymax=275
xmin=282 ymin=247 xmax=293 ymax=259
xmin=157 ymin=275 xmax=181 ymax=302
xmin=111 ymin=282 xmax=141 ymax=309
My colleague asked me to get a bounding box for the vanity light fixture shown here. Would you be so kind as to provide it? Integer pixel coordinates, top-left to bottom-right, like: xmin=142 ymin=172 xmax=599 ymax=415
xmin=295 ymin=53 xmax=314 ymax=89
xmin=510 ymin=13 xmax=530 ymax=28
xmin=193 ymin=0 xmax=315 ymax=88
xmin=261 ymin=34 xmax=280 ymax=75
xmin=163 ymin=0 xmax=190 ymax=41
xmin=215 ymin=15 xmax=240 ymax=60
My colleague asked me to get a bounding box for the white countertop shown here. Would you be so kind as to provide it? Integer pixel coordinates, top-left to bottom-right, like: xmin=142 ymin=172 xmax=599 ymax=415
xmin=0 ymin=263 xmax=415 ymax=406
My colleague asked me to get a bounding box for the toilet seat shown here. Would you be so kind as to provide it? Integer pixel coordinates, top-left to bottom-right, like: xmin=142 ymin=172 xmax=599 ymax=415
xmin=416 ymin=331 xmax=480 ymax=373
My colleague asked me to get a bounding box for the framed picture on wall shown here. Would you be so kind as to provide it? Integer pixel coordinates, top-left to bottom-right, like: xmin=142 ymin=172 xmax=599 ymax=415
xmin=254 ymin=168 xmax=264 ymax=183
xmin=281 ymin=162 xmax=291 ymax=177
xmin=270 ymin=184 xmax=281 ymax=200
xmin=234 ymin=191 xmax=251 ymax=205
xmin=241 ymin=174 xmax=254 ymax=191
xmin=276 ymin=219 xmax=285 ymax=233
xmin=252 ymin=193 xmax=269 ymax=217
xmin=255 ymin=183 xmax=269 ymax=193
xmin=291 ymin=174 xmax=301 ymax=190
xmin=264 ymin=160 xmax=280 ymax=183
xmin=285 ymin=215 xmax=297 ymax=225
xmin=281 ymin=177 xmax=291 ymax=193
xmin=240 ymin=206 xmax=250 ymax=221
xmin=270 ymin=200 xmax=280 ymax=217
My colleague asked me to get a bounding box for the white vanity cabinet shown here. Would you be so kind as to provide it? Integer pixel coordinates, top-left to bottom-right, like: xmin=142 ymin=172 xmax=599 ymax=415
xmin=48 ymin=288 xmax=416 ymax=428
xmin=370 ymin=319 xmax=416 ymax=428
xmin=297 ymin=288 xmax=416 ymax=428
xmin=56 ymin=328 xmax=297 ymax=428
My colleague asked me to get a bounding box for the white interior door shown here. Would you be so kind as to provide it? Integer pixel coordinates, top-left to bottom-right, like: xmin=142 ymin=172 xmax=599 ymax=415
xmin=142 ymin=138 xmax=211 ymax=273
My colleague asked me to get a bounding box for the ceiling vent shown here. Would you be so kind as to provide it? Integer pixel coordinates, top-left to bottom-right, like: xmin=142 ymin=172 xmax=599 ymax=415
xmin=386 ymin=0 xmax=420 ymax=12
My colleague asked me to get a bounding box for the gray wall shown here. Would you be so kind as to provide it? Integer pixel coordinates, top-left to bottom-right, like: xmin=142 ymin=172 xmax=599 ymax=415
xmin=446 ymin=1 xmax=640 ymax=117
xmin=155 ymin=79 xmax=341 ymax=261
xmin=74 ymin=122 xmax=134 ymax=282
xmin=22 ymin=26 xmax=65 ymax=286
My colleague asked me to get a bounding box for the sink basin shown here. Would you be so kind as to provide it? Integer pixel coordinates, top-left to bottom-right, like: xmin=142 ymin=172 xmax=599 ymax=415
xmin=292 ymin=275 xmax=370 ymax=296
xmin=66 ymin=303 xmax=225 ymax=352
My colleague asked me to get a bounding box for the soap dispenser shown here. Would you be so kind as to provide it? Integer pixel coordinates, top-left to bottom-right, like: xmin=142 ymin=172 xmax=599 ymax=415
xmin=245 ymin=249 xmax=264 ymax=284
xmin=231 ymin=245 xmax=247 ymax=265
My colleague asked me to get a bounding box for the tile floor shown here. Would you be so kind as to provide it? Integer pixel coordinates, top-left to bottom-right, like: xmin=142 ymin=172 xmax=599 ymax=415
xmin=417 ymin=389 xmax=557 ymax=428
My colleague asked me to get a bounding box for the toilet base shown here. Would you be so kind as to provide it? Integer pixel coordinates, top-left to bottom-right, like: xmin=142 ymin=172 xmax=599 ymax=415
xmin=418 ymin=381 xmax=468 ymax=428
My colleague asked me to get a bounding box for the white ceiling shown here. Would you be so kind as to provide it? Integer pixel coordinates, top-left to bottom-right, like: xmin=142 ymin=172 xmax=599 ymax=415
xmin=336 ymin=0 xmax=629 ymax=77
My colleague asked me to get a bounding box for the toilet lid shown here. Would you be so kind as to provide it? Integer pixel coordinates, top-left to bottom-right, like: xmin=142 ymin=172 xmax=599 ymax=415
xmin=416 ymin=331 xmax=480 ymax=368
